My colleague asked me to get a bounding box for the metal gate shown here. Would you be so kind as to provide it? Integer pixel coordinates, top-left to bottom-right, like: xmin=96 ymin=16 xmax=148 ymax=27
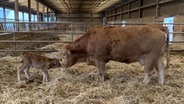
xmin=0 ymin=22 xmax=100 ymax=52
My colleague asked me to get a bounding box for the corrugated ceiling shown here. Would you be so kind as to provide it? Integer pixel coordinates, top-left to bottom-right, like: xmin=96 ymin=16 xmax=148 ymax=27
xmin=0 ymin=0 xmax=124 ymax=13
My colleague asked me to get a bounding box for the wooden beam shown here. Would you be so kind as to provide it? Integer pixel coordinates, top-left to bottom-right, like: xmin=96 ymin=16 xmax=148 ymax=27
xmin=156 ymin=0 xmax=159 ymax=17
xmin=3 ymin=2 xmax=6 ymax=22
xmin=47 ymin=7 xmax=49 ymax=22
xmin=15 ymin=0 xmax=19 ymax=21
xmin=22 ymin=12 xmax=24 ymax=21
xmin=28 ymin=0 xmax=31 ymax=30
xmin=36 ymin=1 xmax=40 ymax=22
xmin=43 ymin=5 xmax=45 ymax=22
xmin=28 ymin=0 xmax=31 ymax=22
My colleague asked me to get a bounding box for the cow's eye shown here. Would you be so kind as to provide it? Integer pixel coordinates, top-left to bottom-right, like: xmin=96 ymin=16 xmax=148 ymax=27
xmin=62 ymin=54 xmax=67 ymax=58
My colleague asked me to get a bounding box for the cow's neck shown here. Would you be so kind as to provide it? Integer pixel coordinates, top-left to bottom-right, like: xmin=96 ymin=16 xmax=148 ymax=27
xmin=70 ymin=35 xmax=88 ymax=53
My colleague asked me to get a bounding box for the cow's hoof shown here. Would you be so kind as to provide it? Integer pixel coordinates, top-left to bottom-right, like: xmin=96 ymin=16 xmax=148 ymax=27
xmin=25 ymin=79 xmax=34 ymax=84
xmin=158 ymin=79 xmax=164 ymax=85
xmin=143 ymin=78 xmax=150 ymax=85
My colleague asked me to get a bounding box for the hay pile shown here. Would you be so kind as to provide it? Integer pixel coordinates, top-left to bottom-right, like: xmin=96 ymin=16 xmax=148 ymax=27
xmin=0 ymin=43 xmax=184 ymax=104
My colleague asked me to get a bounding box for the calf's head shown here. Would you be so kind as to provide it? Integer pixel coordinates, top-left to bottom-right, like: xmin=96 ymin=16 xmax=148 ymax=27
xmin=49 ymin=59 xmax=62 ymax=68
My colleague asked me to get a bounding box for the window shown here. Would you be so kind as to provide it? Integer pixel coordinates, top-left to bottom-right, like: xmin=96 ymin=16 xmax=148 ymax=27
xmin=163 ymin=17 xmax=174 ymax=42
xmin=0 ymin=7 xmax=3 ymax=19
xmin=122 ymin=20 xmax=126 ymax=27
xmin=5 ymin=8 xmax=15 ymax=21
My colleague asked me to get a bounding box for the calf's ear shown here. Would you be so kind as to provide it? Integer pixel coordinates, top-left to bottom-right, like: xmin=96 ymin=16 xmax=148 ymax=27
xmin=66 ymin=49 xmax=71 ymax=55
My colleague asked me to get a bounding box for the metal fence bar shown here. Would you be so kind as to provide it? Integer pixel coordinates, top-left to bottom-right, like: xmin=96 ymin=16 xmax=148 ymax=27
xmin=107 ymin=22 xmax=184 ymax=25
xmin=0 ymin=49 xmax=183 ymax=52
xmin=0 ymin=21 xmax=183 ymax=53
xmin=0 ymin=22 xmax=100 ymax=52
xmin=170 ymin=41 xmax=184 ymax=43
xmin=0 ymin=50 xmax=58 ymax=52
xmin=0 ymin=40 xmax=184 ymax=43
xmin=0 ymin=21 xmax=100 ymax=32
xmin=13 ymin=22 xmax=16 ymax=51
xmin=0 ymin=40 xmax=73 ymax=43
xmin=13 ymin=31 xmax=86 ymax=34
xmin=170 ymin=50 xmax=184 ymax=52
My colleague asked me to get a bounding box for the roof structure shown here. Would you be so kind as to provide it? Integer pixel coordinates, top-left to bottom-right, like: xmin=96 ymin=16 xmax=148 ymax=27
xmin=0 ymin=0 xmax=125 ymax=13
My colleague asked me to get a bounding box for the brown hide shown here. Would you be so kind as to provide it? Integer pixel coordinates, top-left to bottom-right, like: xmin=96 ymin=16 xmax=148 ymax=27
xmin=60 ymin=25 xmax=169 ymax=84
xmin=17 ymin=52 xmax=61 ymax=82
xmin=20 ymin=52 xmax=61 ymax=69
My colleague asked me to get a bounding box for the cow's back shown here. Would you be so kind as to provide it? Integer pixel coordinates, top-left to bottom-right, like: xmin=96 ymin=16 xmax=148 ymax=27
xmin=86 ymin=25 xmax=166 ymax=62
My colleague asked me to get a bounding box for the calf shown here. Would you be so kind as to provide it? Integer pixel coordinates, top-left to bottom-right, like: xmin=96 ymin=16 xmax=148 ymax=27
xmin=17 ymin=52 xmax=61 ymax=82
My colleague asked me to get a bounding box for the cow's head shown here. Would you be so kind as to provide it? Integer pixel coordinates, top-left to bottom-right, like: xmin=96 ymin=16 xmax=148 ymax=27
xmin=60 ymin=45 xmax=76 ymax=68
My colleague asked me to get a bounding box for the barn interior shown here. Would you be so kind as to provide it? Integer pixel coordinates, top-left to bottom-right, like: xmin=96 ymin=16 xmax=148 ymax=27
xmin=0 ymin=0 xmax=184 ymax=103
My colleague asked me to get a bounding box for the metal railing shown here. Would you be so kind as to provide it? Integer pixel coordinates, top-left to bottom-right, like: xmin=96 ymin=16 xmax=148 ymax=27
xmin=0 ymin=22 xmax=101 ymax=52
xmin=0 ymin=21 xmax=183 ymax=53
xmin=0 ymin=21 xmax=100 ymax=32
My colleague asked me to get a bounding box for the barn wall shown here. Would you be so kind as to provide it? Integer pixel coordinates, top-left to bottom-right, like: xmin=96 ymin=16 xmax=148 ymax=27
xmin=105 ymin=0 xmax=184 ymax=22
xmin=107 ymin=15 xmax=184 ymax=42
xmin=160 ymin=1 xmax=184 ymax=16
xmin=104 ymin=0 xmax=184 ymax=42
xmin=56 ymin=13 xmax=103 ymax=23
xmin=173 ymin=15 xmax=184 ymax=41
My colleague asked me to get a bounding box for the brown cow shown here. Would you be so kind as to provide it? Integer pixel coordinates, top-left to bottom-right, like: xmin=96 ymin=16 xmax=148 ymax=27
xmin=17 ymin=52 xmax=61 ymax=82
xmin=60 ymin=25 xmax=169 ymax=84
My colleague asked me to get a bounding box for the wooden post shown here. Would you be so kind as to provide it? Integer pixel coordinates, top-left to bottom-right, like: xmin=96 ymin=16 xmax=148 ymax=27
xmin=47 ymin=7 xmax=49 ymax=22
xmin=3 ymin=3 xmax=6 ymax=31
xmin=22 ymin=12 xmax=24 ymax=21
xmin=36 ymin=1 xmax=40 ymax=30
xmin=36 ymin=1 xmax=40 ymax=22
xmin=128 ymin=2 xmax=130 ymax=19
xmin=3 ymin=3 xmax=6 ymax=22
xmin=15 ymin=0 xmax=19 ymax=31
xmin=139 ymin=0 xmax=143 ymax=18
xmin=28 ymin=0 xmax=31 ymax=30
xmin=50 ymin=10 xmax=54 ymax=22
xmin=43 ymin=5 xmax=45 ymax=22
xmin=156 ymin=0 xmax=159 ymax=17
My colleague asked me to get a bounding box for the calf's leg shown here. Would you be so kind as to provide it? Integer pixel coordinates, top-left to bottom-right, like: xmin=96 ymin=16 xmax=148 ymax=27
xmin=17 ymin=64 xmax=30 ymax=82
xmin=42 ymin=69 xmax=49 ymax=82
xmin=24 ymin=66 xmax=30 ymax=80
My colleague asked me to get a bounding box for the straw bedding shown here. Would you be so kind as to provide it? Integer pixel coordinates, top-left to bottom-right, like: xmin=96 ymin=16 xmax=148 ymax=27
xmin=0 ymin=42 xmax=184 ymax=104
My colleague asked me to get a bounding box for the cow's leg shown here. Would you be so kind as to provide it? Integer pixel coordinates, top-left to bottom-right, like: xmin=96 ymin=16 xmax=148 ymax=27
xmin=139 ymin=57 xmax=144 ymax=66
xmin=17 ymin=64 xmax=28 ymax=82
xmin=143 ymin=67 xmax=152 ymax=84
xmin=155 ymin=57 xmax=165 ymax=84
xmin=95 ymin=60 xmax=106 ymax=82
xmin=24 ymin=66 xmax=30 ymax=80
xmin=143 ymin=55 xmax=156 ymax=84
xmin=42 ymin=69 xmax=49 ymax=82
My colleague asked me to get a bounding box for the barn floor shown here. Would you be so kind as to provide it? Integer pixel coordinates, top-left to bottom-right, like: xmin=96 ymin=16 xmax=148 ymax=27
xmin=0 ymin=38 xmax=184 ymax=103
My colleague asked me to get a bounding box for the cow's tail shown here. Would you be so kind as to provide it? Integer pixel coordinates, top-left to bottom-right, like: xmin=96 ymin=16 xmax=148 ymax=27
xmin=159 ymin=25 xmax=170 ymax=68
